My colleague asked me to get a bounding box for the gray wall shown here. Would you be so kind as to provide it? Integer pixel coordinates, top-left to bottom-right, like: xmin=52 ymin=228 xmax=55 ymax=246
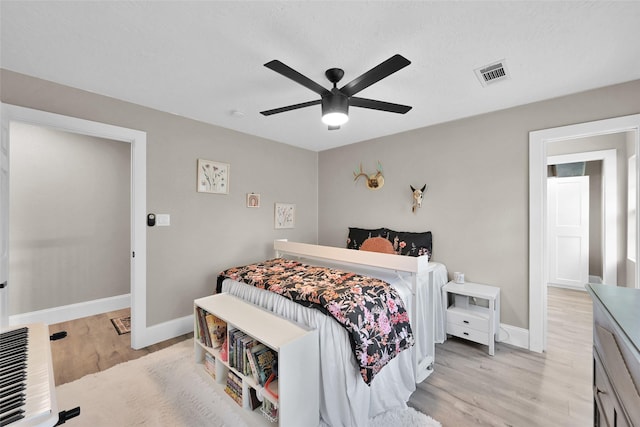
xmin=9 ymin=122 xmax=130 ymax=313
xmin=318 ymin=79 xmax=640 ymax=329
xmin=548 ymin=132 xmax=630 ymax=286
xmin=1 ymin=69 xmax=318 ymax=326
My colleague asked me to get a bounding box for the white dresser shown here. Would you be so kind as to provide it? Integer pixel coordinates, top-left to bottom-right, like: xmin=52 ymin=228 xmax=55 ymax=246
xmin=586 ymin=283 xmax=640 ymax=427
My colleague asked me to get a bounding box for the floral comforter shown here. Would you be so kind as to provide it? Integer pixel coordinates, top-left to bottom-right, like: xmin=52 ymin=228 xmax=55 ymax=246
xmin=217 ymin=258 xmax=414 ymax=385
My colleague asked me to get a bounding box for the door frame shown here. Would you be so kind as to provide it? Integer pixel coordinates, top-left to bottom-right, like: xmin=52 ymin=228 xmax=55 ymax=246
xmin=0 ymin=104 xmax=148 ymax=349
xmin=548 ymin=149 xmax=618 ymax=286
xmin=529 ymin=114 xmax=640 ymax=353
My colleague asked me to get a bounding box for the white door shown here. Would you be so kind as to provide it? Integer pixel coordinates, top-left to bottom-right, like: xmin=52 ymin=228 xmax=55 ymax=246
xmin=0 ymin=114 xmax=9 ymax=329
xmin=547 ymin=176 xmax=590 ymax=289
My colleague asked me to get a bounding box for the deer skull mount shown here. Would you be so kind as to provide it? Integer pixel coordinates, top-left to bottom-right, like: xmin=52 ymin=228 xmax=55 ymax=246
xmin=411 ymin=184 xmax=427 ymax=213
xmin=353 ymin=161 xmax=384 ymax=190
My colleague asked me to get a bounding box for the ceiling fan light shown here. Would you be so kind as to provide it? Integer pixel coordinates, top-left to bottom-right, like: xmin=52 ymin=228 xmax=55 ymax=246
xmin=322 ymin=112 xmax=349 ymax=126
xmin=322 ymin=93 xmax=349 ymax=126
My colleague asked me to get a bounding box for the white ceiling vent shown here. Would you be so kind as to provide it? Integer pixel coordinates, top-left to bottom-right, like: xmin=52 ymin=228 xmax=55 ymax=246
xmin=474 ymin=60 xmax=509 ymax=87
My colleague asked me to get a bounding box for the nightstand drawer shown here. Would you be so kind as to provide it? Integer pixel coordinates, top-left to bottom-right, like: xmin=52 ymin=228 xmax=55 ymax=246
xmin=446 ymin=306 xmax=489 ymax=332
xmin=446 ymin=323 xmax=490 ymax=345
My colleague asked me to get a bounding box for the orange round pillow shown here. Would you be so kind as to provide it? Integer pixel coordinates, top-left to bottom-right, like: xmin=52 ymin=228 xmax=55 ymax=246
xmin=359 ymin=237 xmax=395 ymax=254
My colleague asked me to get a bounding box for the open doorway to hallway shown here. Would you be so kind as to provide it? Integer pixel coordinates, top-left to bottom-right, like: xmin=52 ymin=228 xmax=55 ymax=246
xmin=8 ymin=122 xmax=131 ymax=330
xmin=529 ymin=113 xmax=640 ymax=353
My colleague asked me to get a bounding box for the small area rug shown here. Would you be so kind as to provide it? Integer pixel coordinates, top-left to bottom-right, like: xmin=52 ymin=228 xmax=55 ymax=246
xmin=109 ymin=315 xmax=131 ymax=335
xmin=56 ymin=339 xmax=441 ymax=426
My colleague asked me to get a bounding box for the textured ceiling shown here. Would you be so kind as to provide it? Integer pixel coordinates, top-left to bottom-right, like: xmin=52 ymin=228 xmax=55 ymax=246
xmin=2 ymin=1 xmax=640 ymax=151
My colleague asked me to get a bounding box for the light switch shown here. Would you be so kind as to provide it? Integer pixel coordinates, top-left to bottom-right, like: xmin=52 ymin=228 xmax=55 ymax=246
xmin=156 ymin=214 xmax=170 ymax=226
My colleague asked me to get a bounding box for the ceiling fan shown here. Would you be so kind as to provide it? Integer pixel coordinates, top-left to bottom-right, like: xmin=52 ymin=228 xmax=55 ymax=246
xmin=260 ymin=54 xmax=412 ymax=130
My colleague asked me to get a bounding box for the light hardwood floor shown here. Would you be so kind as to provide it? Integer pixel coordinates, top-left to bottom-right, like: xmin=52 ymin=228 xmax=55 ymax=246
xmin=49 ymin=286 xmax=593 ymax=426
xmin=49 ymin=308 xmax=191 ymax=385
xmin=409 ymin=286 xmax=593 ymax=426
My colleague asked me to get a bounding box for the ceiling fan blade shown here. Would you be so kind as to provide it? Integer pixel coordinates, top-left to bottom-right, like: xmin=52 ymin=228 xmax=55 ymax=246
xmin=260 ymin=99 xmax=321 ymax=116
xmin=350 ymin=97 xmax=412 ymax=114
xmin=264 ymin=60 xmax=331 ymax=97
xmin=340 ymin=54 xmax=411 ymax=97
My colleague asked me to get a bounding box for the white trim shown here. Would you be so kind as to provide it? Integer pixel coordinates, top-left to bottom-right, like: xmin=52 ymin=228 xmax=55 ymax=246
xmin=529 ymin=114 xmax=640 ymax=353
xmin=1 ymin=104 xmax=149 ymax=349
xmin=132 ymin=314 xmax=193 ymax=348
xmin=548 ymin=149 xmax=617 ymax=286
xmin=9 ymin=294 xmax=130 ymax=326
xmin=497 ymin=323 xmax=529 ymax=350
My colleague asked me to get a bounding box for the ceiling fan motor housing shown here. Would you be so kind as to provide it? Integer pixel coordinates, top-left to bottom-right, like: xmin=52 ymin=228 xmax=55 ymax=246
xmin=321 ymin=90 xmax=349 ymax=125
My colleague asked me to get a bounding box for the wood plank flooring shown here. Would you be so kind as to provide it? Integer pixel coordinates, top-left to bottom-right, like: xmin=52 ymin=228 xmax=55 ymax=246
xmin=49 ymin=286 xmax=593 ymax=426
xmin=409 ymin=286 xmax=593 ymax=426
xmin=49 ymin=308 xmax=191 ymax=385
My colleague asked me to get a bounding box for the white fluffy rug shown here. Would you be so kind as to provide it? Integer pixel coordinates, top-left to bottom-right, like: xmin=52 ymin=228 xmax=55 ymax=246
xmin=56 ymin=339 xmax=440 ymax=426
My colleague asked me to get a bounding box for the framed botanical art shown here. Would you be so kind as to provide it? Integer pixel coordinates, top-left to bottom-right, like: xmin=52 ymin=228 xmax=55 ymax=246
xmin=274 ymin=203 xmax=295 ymax=229
xmin=247 ymin=193 xmax=260 ymax=208
xmin=197 ymin=159 xmax=229 ymax=194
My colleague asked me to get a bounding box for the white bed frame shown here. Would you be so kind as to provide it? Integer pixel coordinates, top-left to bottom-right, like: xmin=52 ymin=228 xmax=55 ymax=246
xmin=273 ymin=239 xmax=436 ymax=383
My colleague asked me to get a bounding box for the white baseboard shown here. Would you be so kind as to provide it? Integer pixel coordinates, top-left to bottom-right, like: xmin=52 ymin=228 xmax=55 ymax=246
xmin=548 ymin=283 xmax=588 ymax=292
xmin=9 ymin=294 xmax=131 ymax=326
xmin=131 ymin=315 xmax=193 ymax=350
xmin=497 ymin=323 xmax=529 ymax=350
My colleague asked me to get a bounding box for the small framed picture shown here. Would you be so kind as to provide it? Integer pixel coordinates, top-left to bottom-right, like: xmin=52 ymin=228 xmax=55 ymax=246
xmin=247 ymin=193 xmax=260 ymax=208
xmin=274 ymin=203 xmax=295 ymax=229
xmin=197 ymin=159 xmax=229 ymax=194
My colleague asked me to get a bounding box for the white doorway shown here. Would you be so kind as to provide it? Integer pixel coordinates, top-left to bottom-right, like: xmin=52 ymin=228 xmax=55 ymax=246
xmin=547 ymin=175 xmax=590 ymax=289
xmin=529 ymin=114 xmax=640 ymax=353
xmin=0 ymin=104 xmax=149 ymax=349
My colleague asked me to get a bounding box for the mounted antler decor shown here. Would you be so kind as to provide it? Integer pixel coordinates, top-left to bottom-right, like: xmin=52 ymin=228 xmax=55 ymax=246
xmin=353 ymin=161 xmax=384 ymax=190
xmin=410 ymin=184 xmax=427 ymax=213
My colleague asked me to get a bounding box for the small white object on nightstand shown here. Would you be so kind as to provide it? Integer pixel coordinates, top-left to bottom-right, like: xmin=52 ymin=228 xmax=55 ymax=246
xmin=442 ymin=280 xmax=500 ymax=356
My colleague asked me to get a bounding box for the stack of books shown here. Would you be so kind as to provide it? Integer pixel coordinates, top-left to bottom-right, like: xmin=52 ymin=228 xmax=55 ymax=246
xmin=195 ymin=307 xmax=226 ymax=349
xmin=224 ymin=371 xmax=243 ymax=406
xmin=203 ymin=352 xmax=216 ymax=380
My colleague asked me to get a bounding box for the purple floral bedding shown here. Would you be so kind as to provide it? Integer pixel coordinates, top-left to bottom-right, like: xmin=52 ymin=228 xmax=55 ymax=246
xmin=218 ymin=258 xmax=414 ymax=385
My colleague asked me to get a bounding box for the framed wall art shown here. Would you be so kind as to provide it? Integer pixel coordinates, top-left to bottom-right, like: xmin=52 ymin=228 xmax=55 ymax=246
xmin=197 ymin=159 xmax=229 ymax=194
xmin=247 ymin=193 xmax=261 ymax=208
xmin=274 ymin=203 xmax=295 ymax=229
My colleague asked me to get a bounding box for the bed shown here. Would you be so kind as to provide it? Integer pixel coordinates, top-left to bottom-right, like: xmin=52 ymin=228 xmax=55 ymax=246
xmin=217 ymin=238 xmax=448 ymax=427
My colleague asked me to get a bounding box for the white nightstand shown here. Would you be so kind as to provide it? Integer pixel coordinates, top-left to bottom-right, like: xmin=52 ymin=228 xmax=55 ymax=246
xmin=442 ymin=280 xmax=500 ymax=355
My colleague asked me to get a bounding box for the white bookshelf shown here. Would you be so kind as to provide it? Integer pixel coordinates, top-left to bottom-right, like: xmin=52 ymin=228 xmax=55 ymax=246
xmin=194 ymin=293 xmax=319 ymax=427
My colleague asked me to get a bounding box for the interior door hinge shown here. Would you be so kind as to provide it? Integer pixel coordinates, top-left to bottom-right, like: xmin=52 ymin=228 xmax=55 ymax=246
xmin=132 ymin=251 xmax=135 ymax=258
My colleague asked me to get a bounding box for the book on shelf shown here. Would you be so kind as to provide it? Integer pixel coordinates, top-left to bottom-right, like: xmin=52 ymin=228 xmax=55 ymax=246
xmin=224 ymin=371 xmax=243 ymax=406
xmin=204 ymin=352 xmax=216 ymax=380
xmin=246 ymin=343 xmax=265 ymax=383
xmin=248 ymin=387 xmax=261 ymax=410
xmin=205 ymin=313 xmax=226 ymax=349
xmin=228 ymin=329 xmax=246 ymax=370
xmin=235 ymin=331 xmax=249 ymax=371
xmin=252 ymin=345 xmax=277 ymax=386
xmin=240 ymin=335 xmax=259 ymax=376
xmin=196 ymin=307 xmax=211 ymax=347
